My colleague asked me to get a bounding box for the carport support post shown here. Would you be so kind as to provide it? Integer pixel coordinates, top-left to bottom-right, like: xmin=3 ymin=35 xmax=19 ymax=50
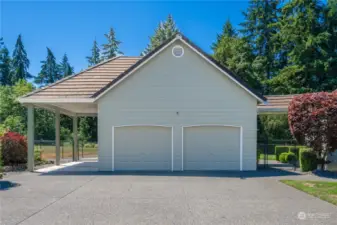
xmin=73 ymin=115 xmax=78 ymax=161
xmin=27 ymin=105 xmax=35 ymax=172
xmin=55 ymin=109 xmax=61 ymax=165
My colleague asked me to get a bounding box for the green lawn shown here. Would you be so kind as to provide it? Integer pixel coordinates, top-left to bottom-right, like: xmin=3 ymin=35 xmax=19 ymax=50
xmin=281 ymin=180 xmax=337 ymax=206
xmin=259 ymin=154 xmax=276 ymax=160
xmin=35 ymin=145 xmax=97 ymax=159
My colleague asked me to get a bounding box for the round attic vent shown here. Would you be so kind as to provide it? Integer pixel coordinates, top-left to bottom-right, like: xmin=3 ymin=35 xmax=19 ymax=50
xmin=172 ymin=45 xmax=184 ymax=58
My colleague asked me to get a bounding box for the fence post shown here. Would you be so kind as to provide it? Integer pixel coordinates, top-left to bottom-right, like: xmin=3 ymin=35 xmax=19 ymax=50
xmin=264 ymin=137 xmax=268 ymax=168
xmin=61 ymin=142 xmax=64 ymax=159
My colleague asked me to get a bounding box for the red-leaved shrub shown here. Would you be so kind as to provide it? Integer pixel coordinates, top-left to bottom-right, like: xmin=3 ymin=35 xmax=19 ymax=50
xmin=0 ymin=131 xmax=27 ymax=165
xmin=288 ymin=91 xmax=337 ymax=169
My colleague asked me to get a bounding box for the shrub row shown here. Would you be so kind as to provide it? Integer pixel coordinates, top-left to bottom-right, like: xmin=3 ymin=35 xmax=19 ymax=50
xmin=279 ymin=152 xmax=297 ymax=163
xmin=275 ymin=146 xmax=301 ymax=161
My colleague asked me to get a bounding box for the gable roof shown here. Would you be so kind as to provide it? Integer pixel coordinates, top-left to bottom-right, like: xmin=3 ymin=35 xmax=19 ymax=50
xmin=20 ymin=33 xmax=266 ymax=103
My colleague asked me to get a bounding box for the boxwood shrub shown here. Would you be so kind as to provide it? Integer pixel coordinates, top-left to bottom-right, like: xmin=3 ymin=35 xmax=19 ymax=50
xmin=299 ymin=149 xmax=317 ymax=172
xmin=275 ymin=146 xmax=289 ymax=161
xmin=285 ymin=152 xmax=297 ymax=163
xmin=289 ymin=147 xmax=300 ymax=158
xmin=279 ymin=152 xmax=288 ymax=163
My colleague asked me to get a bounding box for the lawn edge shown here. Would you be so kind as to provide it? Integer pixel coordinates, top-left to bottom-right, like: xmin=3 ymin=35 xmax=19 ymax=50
xmin=279 ymin=180 xmax=337 ymax=206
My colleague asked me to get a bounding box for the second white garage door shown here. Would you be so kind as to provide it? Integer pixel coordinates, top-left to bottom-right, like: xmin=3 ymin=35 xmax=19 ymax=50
xmin=183 ymin=126 xmax=241 ymax=170
xmin=114 ymin=126 xmax=172 ymax=171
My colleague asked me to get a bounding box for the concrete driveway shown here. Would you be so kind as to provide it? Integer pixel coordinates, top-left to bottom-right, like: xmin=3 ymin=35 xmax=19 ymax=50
xmin=1 ymin=163 xmax=336 ymax=225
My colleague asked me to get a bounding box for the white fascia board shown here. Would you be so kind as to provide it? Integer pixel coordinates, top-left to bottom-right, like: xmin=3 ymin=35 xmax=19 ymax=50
xmin=18 ymin=97 xmax=95 ymax=104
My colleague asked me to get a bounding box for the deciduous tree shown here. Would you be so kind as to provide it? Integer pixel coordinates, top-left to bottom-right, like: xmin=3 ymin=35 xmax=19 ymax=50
xmin=288 ymin=92 xmax=337 ymax=170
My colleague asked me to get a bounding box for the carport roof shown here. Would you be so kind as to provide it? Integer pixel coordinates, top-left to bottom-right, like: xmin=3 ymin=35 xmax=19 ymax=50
xmin=258 ymin=95 xmax=295 ymax=114
xmin=21 ymin=56 xmax=142 ymax=99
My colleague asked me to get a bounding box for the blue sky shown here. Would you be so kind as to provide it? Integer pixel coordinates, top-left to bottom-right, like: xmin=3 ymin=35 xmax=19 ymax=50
xmin=1 ymin=0 xmax=249 ymax=77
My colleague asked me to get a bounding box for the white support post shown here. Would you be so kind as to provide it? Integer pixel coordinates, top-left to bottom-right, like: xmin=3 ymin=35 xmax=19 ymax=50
xmin=73 ymin=115 xmax=78 ymax=161
xmin=55 ymin=110 xmax=60 ymax=165
xmin=27 ymin=105 xmax=35 ymax=172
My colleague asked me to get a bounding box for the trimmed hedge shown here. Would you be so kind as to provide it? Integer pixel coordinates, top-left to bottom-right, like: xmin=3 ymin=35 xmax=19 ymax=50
xmin=299 ymin=149 xmax=317 ymax=172
xmin=285 ymin=152 xmax=297 ymax=163
xmin=279 ymin=152 xmax=288 ymax=163
xmin=289 ymin=147 xmax=300 ymax=158
xmin=275 ymin=146 xmax=289 ymax=161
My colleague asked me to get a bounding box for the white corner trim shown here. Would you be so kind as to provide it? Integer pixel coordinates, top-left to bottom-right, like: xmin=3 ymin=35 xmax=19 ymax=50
xmin=112 ymin=125 xmax=174 ymax=172
xmin=93 ymin=37 xmax=181 ymax=101
xmin=112 ymin=126 xmax=115 ymax=171
xmin=240 ymin=127 xmax=243 ymax=171
xmin=171 ymin=128 xmax=174 ymax=172
xmin=181 ymin=126 xmax=184 ymax=171
xmin=181 ymin=125 xmax=243 ymax=171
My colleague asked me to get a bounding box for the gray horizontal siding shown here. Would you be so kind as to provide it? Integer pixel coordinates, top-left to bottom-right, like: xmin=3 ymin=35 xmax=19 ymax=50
xmin=97 ymin=40 xmax=257 ymax=171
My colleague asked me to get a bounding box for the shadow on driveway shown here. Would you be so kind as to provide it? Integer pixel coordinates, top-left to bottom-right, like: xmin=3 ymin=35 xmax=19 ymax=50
xmin=37 ymin=161 xmax=302 ymax=178
xmin=0 ymin=181 xmax=21 ymax=191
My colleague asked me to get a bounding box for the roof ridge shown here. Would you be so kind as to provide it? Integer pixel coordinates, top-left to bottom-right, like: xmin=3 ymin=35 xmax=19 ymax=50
xmin=22 ymin=56 xmax=122 ymax=98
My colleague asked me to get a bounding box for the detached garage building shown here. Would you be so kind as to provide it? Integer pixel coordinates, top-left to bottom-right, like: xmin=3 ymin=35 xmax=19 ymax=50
xmin=19 ymin=33 xmax=266 ymax=172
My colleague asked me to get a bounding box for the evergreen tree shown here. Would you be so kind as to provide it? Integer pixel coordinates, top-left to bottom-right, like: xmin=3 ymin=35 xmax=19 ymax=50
xmin=322 ymin=0 xmax=337 ymax=91
xmin=212 ymin=19 xmax=237 ymax=50
xmin=86 ymin=40 xmax=101 ymax=66
xmin=12 ymin=34 xmax=31 ymax=82
xmin=101 ymin=28 xmax=123 ymax=61
xmin=212 ymin=19 xmax=263 ymax=90
xmin=60 ymin=53 xmax=74 ymax=78
xmin=35 ymin=47 xmax=61 ymax=85
xmin=0 ymin=38 xmax=12 ymax=85
xmin=240 ymin=0 xmax=281 ymax=86
xmin=142 ymin=14 xmax=179 ymax=55
xmin=268 ymin=0 xmax=331 ymax=94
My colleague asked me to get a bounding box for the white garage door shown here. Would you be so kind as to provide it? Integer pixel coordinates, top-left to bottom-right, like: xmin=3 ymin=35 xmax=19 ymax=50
xmin=114 ymin=126 xmax=172 ymax=171
xmin=183 ymin=126 xmax=241 ymax=170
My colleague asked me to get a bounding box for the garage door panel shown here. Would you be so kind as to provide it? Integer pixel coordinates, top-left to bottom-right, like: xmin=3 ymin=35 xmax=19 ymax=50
xmin=114 ymin=126 xmax=171 ymax=171
xmin=184 ymin=126 xmax=240 ymax=170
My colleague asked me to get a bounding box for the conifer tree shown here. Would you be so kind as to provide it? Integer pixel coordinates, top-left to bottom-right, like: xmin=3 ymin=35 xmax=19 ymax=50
xmin=240 ymin=0 xmax=280 ymax=83
xmin=12 ymin=34 xmax=31 ymax=82
xmin=0 ymin=38 xmax=13 ymax=85
xmin=86 ymin=40 xmax=101 ymax=66
xmin=101 ymin=28 xmax=123 ymax=61
xmin=35 ymin=47 xmax=61 ymax=85
xmin=212 ymin=19 xmax=237 ymax=51
xmin=60 ymin=53 xmax=74 ymax=78
xmin=142 ymin=14 xmax=179 ymax=55
xmin=268 ymin=0 xmax=331 ymax=94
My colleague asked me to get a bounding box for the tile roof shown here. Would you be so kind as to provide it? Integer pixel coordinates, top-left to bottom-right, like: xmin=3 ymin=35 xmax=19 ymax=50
xmin=258 ymin=95 xmax=296 ymax=110
xmin=24 ymin=56 xmax=141 ymax=99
